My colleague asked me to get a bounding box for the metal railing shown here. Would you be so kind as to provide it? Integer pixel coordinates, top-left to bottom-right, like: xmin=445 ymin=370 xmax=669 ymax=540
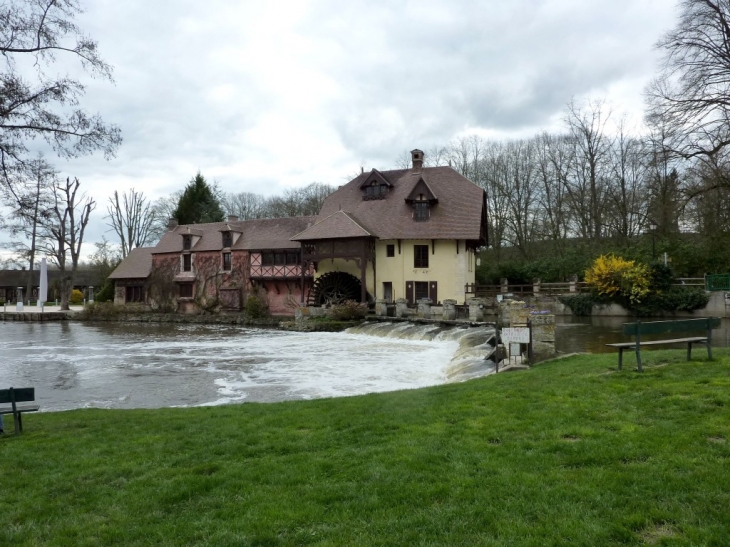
xmin=705 ymin=274 xmax=730 ymax=291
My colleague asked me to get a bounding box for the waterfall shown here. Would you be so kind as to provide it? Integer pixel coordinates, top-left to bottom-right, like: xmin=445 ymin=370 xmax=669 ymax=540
xmin=345 ymin=321 xmax=498 ymax=382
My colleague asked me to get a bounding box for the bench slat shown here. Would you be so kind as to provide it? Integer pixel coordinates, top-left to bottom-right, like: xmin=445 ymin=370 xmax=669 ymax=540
xmin=0 ymin=405 xmax=40 ymax=415
xmin=623 ymin=318 xmax=720 ymax=336
xmin=606 ymin=337 xmax=708 ymax=348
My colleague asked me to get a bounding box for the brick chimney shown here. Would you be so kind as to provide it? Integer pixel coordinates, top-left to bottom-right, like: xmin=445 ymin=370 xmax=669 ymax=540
xmin=227 ymin=214 xmax=239 ymax=222
xmin=411 ymin=149 xmax=424 ymax=173
xmin=167 ymin=218 xmax=178 ymax=230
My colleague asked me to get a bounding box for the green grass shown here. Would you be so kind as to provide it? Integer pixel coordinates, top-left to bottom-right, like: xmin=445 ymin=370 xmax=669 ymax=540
xmin=3 ymin=350 xmax=730 ymax=546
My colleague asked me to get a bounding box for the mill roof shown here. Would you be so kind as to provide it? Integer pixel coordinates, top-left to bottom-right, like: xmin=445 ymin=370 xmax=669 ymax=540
xmin=108 ymin=247 xmax=154 ymax=280
xmin=303 ymin=166 xmax=485 ymax=241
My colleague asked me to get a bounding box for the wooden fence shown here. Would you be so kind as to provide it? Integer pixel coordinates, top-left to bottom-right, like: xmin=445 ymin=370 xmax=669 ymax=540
xmin=465 ymin=277 xmax=705 ymax=298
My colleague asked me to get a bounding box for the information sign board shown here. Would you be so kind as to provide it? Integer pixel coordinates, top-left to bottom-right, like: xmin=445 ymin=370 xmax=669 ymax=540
xmin=501 ymin=327 xmax=530 ymax=344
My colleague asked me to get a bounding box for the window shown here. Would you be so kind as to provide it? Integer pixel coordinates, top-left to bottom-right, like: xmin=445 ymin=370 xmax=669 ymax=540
xmin=183 ymin=254 xmax=192 ymax=272
xmin=179 ymin=284 xmax=193 ymax=298
xmin=262 ymin=251 xmax=300 ymax=265
xmin=183 ymin=235 xmax=192 ymax=250
xmin=414 ymin=201 xmax=430 ymax=221
xmin=415 ymin=282 xmax=429 ymax=300
xmin=222 ymin=252 xmax=231 ymax=271
xmin=386 ymin=244 xmax=395 ymax=257
xmin=414 ymin=245 xmax=429 ymax=268
xmin=125 ymin=285 xmax=144 ymax=303
xmin=222 ymin=231 xmax=232 ymax=248
xmin=364 ymin=182 xmax=387 ymax=200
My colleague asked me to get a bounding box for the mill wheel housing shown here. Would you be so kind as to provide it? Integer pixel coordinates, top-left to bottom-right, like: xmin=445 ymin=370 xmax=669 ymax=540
xmin=310 ymin=271 xmax=364 ymax=305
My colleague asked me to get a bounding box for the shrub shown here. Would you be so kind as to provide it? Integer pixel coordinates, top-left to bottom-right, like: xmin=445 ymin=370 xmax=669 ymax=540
xmin=585 ymin=254 xmax=651 ymax=305
xmin=77 ymin=301 xmax=121 ymax=320
xmin=69 ymin=289 xmax=84 ymax=305
xmin=244 ymin=293 xmax=269 ymax=319
xmin=329 ymin=300 xmax=367 ymax=321
xmin=558 ymin=294 xmax=597 ymax=316
xmin=95 ymin=280 xmax=115 ymax=303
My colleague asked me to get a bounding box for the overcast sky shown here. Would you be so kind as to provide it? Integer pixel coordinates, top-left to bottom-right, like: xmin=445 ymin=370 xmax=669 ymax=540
xmin=6 ymin=0 xmax=680 ymax=255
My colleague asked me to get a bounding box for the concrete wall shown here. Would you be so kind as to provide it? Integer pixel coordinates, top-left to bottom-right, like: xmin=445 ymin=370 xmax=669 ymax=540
xmin=488 ymin=291 xmax=730 ymax=318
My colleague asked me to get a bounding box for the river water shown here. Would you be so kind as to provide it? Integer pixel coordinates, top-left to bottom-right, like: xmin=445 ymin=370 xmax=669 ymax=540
xmin=0 ymin=322 xmax=493 ymax=412
xmin=4 ymin=317 xmax=728 ymax=412
xmin=554 ymin=316 xmax=730 ymax=354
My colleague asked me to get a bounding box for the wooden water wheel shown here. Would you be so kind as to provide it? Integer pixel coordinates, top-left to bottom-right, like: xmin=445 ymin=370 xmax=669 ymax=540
xmin=309 ymin=271 xmax=362 ymax=306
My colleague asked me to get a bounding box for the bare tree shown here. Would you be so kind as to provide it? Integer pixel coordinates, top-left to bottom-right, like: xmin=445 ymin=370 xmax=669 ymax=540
xmin=605 ymin=119 xmax=649 ymax=241
xmin=0 ymin=0 xmax=121 ymax=194
xmin=149 ymin=191 xmax=183 ymax=240
xmin=646 ymin=0 xmax=730 ymax=169
xmin=37 ymin=177 xmax=95 ymax=310
xmin=563 ymin=99 xmax=613 ymax=240
xmin=0 ymin=154 xmax=56 ymax=298
xmin=222 ymin=191 xmax=268 ymax=220
xmin=105 ymin=189 xmax=156 ymax=258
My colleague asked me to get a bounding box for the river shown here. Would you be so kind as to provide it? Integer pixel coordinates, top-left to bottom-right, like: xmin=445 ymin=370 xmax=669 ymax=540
xmin=0 ymin=321 xmax=492 ymax=411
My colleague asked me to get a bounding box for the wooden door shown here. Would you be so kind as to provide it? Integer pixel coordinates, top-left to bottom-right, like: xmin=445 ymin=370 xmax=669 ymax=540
xmin=406 ymin=281 xmax=414 ymax=305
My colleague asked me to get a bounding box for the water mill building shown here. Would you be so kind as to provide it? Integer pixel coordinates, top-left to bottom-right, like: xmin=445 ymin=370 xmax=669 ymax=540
xmin=108 ymin=149 xmax=488 ymax=314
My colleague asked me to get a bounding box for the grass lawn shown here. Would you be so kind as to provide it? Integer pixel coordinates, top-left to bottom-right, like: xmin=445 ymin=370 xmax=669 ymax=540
xmin=2 ymin=349 xmax=730 ymax=546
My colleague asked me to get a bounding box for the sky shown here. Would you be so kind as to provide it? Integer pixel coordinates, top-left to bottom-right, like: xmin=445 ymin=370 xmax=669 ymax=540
xmin=4 ymin=0 xmax=680 ymax=258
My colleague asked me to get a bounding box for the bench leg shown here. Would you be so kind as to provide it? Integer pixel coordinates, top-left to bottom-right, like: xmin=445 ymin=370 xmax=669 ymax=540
xmin=13 ymin=411 xmax=21 ymax=435
xmin=708 ymin=341 xmax=713 ymax=361
xmin=618 ymin=348 xmax=623 ymax=371
xmin=687 ymin=342 xmax=692 ymax=361
xmin=635 ymin=347 xmax=642 ymax=372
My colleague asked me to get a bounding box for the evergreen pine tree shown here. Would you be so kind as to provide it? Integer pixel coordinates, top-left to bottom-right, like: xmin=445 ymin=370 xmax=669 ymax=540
xmin=172 ymin=172 xmax=225 ymax=224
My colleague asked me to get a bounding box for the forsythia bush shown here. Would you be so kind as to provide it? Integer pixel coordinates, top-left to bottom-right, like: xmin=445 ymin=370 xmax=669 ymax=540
xmin=69 ymin=289 xmax=85 ymax=304
xmin=585 ymin=255 xmax=651 ymax=304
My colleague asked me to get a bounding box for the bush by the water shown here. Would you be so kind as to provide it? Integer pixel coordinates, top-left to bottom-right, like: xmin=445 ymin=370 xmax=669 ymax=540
xmin=94 ymin=280 xmax=115 ymax=303
xmin=561 ymin=256 xmax=710 ymax=316
xmin=77 ymin=301 xmax=122 ymax=319
xmin=69 ymin=289 xmax=84 ymax=305
xmin=244 ymin=293 xmax=269 ymax=319
xmin=558 ymin=293 xmax=597 ymax=316
xmin=329 ymin=300 xmax=367 ymax=321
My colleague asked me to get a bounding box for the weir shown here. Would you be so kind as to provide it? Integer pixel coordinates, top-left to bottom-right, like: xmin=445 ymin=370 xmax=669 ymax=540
xmin=345 ymin=322 xmax=498 ymax=382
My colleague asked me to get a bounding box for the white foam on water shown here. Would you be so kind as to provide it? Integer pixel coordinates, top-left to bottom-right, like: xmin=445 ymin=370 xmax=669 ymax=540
xmin=0 ymin=322 xmax=495 ymax=410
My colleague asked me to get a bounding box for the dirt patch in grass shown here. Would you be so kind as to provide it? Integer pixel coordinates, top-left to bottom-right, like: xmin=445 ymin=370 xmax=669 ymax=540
xmin=639 ymin=523 xmax=678 ymax=544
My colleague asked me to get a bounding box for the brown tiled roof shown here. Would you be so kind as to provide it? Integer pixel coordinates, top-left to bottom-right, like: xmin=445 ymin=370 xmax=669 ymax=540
xmin=108 ymin=247 xmax=154 ymax=280
xmin=152 ymin=217 xmax=318 ymax=255
xmin=0 ymin=268 xmax=100 ymax=287
xmin=292 ymin=211 xmax=372 ymax=241
xmin=235 ymin=217 xmax=317 ymax=250
xmin=311 ymin=166 xmax=486 ymax=241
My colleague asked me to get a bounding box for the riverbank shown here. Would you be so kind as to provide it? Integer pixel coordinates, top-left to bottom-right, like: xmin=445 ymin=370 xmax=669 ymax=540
xmin=2 ymin=350 xmax=729 ymax=545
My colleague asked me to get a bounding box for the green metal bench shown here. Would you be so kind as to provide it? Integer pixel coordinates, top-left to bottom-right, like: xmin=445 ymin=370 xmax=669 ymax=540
xmin=0 ymin=387 xmax=40 ymax=435
xmin=606 ymin=318 xmax=721 ymax=372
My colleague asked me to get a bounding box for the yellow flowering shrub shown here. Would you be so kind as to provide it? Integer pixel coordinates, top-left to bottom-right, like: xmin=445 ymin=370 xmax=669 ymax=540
xmin=585 ymin=255 xmax=652 ymax=304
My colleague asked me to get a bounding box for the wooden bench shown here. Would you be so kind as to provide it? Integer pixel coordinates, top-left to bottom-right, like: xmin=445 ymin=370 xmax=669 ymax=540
xmin=0 ymin=387 xmax=40 ymax=435
xmin=606 ymin=317 xmax=720 ymax=372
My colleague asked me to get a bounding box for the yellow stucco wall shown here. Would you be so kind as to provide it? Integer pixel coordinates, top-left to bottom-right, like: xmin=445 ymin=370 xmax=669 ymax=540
xmin=313 ymin=239 xmax=475 ymax=304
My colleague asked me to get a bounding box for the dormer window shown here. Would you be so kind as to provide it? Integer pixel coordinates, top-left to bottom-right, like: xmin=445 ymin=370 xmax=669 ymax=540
xmin=365 ymin=181 xmax=387 ymax=200
xmin=360 ymin=168 xmax=392 ymax=200
xmin=183 ymin=235 xmax=192 ymax=250
xmin=222 ymin=231 xmax=232 ymax=248
xmin=406 ymin=178 xmax=438 ymax=221
xmin=414 ymin=200 xmax=430 ymax=221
